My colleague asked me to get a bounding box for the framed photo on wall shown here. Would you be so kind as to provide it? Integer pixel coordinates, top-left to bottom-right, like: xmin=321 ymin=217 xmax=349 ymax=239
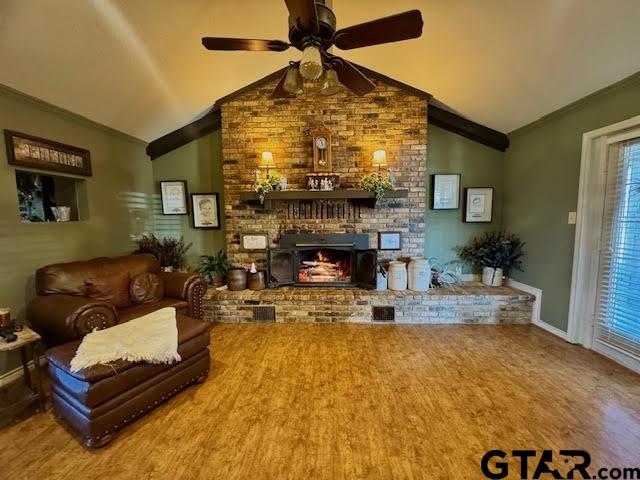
xmin=241 ymin=233 xmax=269 ymax=251
xmin=191 ymin=193 xmax=221 ymax=229
xmin=431 ymin=174 xmax=460 ymax=210
xmin=160 ymin=180 xmax=188 ymax=215
xmin=5 ymin=129 xmax=92 ymax=176
xmin=464 ymin=187 xmax=494 ymax=223
xmin=378 ymin=232 xmax=401 ymax=251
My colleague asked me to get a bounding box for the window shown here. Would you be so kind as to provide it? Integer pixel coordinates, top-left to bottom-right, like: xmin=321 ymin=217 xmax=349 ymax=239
xmin=15 ymin=170 xmax=82 ymax=222
xmin=594 ymin=138 xmax=640 ymax=359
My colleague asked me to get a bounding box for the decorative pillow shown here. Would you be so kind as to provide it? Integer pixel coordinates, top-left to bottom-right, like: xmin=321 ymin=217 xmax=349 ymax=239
xmin=84 ymin=272 xmax=132 ymax=308
xmin=130 ymin=273 xmax=165 ymax=304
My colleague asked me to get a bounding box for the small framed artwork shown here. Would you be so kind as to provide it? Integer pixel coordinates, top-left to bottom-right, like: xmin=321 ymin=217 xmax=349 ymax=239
xmin=241 ymin=233 xmax=269 ymax=251
xmin=378 ymin=232 xmax=401 ymax=251
xmin=160 ymin=180 xmax=188 ymax=215
xmin=464 ymin=187 xmax=494 ymax=223
xmin=191 ymin=193 xmax=221 ymax=229
xmin=5 ymin=129 xmax=92 ymax=176
xmin=431 ymin=174 xmax=460 ymax=210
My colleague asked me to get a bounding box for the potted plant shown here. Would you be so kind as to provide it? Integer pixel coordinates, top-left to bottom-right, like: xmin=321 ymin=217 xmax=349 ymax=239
xmin=456 ymin=231 xmax=526 ymax=286
xmin=133 ymin=234 xmax=193 ymax=271
xmin=198 ymin=250 xmax=231 ymax=287
xmin=361 ymin=172 xmax=394 ymax=206
xmin=255 ymin=174 xmax=283 ymax=204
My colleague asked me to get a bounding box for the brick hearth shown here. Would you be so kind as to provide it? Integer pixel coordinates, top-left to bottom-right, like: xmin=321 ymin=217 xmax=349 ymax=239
xmin=203 ymin=283 xmax=534 ymax=324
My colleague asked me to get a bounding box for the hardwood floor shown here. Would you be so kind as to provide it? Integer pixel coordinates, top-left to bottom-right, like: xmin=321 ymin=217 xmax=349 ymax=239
xmin=1 ymin=324 xmax=639 ymax=479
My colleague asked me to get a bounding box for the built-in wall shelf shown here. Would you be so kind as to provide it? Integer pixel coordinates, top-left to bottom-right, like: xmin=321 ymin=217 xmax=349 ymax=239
xmin=239 ymin=188 xmax=409 ymax=210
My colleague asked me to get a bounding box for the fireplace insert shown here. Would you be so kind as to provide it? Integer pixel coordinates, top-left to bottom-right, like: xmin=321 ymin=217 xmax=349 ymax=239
xmin=267 ymin=233 xmax=377 ymax=288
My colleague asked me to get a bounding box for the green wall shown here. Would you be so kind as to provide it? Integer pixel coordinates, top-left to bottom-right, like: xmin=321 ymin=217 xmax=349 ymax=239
xmin=151 ymin=132 xmax=226 ymax=268
xmin=0 ymin=85 xmax=153 ymax=375
xmin=426 ymin=125 xmax=505 ymax=271
xmin=504 ymin=72 xmax=640 ymax=331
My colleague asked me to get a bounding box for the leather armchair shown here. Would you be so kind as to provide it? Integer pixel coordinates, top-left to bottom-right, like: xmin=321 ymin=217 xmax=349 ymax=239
xmin=29 ymin=254 xmax=208 ymax=347
xmin=161 ymin=271 xmax=208 ymax=319
xmin=28 ymin=295 xmax=117 ymax=346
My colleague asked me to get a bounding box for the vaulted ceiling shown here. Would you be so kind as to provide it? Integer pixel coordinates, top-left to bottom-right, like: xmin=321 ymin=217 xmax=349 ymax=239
xmin=1 ymin=0 xmax=639 ymax=142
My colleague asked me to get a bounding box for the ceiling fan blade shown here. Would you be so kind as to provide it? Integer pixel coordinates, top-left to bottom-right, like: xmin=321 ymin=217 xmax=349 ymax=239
xmin=285 ymin=0 xmax=319 ymax=33
xmin=331 ymin=58 xmax=375 ymax=96
xmin=271 ymin=70 xmax=294 ymax=99
xmin=202 ymin=37 xmax=290 ymax=52
xmin=333 ymin=10 xmax=423 ymax=50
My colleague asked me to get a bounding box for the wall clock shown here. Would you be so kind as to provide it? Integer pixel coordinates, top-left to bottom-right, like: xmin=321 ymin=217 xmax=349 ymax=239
xmin=312 ymin=129 xmax=332 ymax=173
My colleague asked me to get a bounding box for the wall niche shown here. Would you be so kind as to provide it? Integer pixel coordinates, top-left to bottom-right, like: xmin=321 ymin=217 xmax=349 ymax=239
xmin=15 ymin=170 xmax=85 ymax=222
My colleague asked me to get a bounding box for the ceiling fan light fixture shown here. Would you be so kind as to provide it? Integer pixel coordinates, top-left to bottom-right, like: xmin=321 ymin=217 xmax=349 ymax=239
xmin=283 ymin=66 xmax=304 ymax=96
xmin=299 ymin=44 xmax=323 ymax=80
xmin=320 ymin=69 xmax=341 ymax=96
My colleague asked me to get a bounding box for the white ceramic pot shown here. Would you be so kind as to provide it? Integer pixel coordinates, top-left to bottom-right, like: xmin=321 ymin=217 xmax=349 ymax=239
xmin=408 ymin=257 xmax=432 ymax=292
xmin=482 ymin=267 xmax=504 ymax=287
xmin=387 ymin=261 xmax=408 ymax=291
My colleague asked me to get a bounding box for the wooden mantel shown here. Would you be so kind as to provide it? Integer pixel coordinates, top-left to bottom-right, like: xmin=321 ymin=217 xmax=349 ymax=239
xmin=239 ymin=188 xmax=409 ymax=209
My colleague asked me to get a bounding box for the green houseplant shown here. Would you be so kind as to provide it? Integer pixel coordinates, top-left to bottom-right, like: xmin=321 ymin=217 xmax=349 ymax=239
xmin=361 ymin=172 xmax=395 ymax=206
xmin=133 ymin=234 xmax=192 ymax=271
xmin=198 ymin=250 xmax=232 ymax=287
xmin=456 ymin=231 xmax=526 ymax=286
xmin=255 ymin=174 xmax=283 ymax=204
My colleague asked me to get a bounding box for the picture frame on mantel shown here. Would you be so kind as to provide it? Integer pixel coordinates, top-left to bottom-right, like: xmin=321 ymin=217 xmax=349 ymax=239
xmin=463 ymin=187 xmax=494 ymax=223
xmin=378 ymin=232 xmax=402 ymax=251
xmin=4 ymin=130 xmax=92 ymax=176
xmin=431 ymin=174 xmax=460 ymax=210
xmin=241 ymin=233 xmax=269 ymax=251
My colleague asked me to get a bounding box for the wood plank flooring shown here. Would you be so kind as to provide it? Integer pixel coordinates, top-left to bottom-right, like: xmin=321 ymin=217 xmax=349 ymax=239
xmin=1 ymin=324 xmax=639 ymax=479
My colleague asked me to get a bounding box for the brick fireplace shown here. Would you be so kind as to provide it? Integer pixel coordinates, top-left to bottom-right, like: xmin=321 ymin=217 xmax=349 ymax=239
xmin=204 ymin=69 xmax=534 ymax=325
xmin=220 ymin=74 xmax=427 ymax=267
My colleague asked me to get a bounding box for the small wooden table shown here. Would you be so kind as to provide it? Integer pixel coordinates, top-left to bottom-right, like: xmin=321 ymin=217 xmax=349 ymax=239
xmin=0 ymin=327 xmax=46 ymax=414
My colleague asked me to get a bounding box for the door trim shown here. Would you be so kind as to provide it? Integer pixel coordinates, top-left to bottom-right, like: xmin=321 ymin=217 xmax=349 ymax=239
xmin=567 ymin=115 xmax=640 ymax=349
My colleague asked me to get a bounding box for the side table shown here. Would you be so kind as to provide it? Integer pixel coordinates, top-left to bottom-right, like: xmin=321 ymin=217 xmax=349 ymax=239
xmin=0 ymin=327 xmax=46 ymax=415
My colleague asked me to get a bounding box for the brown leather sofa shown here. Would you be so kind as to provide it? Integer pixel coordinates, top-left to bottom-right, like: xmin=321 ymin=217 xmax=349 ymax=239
xmin=28 ymin=254 xmax=210 ymax=448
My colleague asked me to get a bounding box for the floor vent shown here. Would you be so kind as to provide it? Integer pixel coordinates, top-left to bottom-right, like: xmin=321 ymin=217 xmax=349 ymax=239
xmin=253 ymin=306 xmax=276 ymax=322
xmin=372 ymin=306 xmax=395 ymax=322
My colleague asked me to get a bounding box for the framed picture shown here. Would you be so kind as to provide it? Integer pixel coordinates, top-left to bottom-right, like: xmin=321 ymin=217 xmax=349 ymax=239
xmin=191 ymin=193 xmax=221 ymax=229
xmin=378 ymin=232 xmax=401 ymax=251
xmin=160 ymin=180 xmax=188 ymax=215
xmin=431 ymin=174 xmax=460 ymax=210
xmin=464 ymin=187 xmax=494 ymax=223
xmin=4 ymin=129 xmax=92 ymax=176
xmin=241 ymin=233 xmax=269 ymax=251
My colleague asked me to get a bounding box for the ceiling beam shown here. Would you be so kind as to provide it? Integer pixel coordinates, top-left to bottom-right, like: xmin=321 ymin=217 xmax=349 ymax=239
xmin=146 ymin=65 xmax=508 ymax=159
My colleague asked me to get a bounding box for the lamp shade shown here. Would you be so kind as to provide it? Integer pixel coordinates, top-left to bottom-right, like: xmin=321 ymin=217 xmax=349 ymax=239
xmin=261 ymin=151 xmax=275 ymax=168
xmin=372 ymin=150 xmax=387 ymax=167
xmin=299 ymin=45 xmax=323 ymax=80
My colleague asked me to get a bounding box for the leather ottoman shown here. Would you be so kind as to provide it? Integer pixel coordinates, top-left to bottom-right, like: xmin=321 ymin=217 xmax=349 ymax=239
xmin=45 ymin=314 xmax=210 ymax=448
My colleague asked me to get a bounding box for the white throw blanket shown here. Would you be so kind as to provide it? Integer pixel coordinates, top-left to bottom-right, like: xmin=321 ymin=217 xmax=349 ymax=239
xmin=70 ymin=307 xmax=181 ymax=373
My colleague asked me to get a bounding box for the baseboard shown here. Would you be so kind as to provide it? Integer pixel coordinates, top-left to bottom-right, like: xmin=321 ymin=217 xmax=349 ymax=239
xmin=505 ymin=278 xmax=569 ymax=341
xmin=532 ymin=318 xmax=569 ymax=341
xmin=0 ymin=357 xmax=47 ymax=389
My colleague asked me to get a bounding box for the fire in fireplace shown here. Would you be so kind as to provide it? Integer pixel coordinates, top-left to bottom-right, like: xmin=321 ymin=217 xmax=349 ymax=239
xmin=298 ymin=248 xmax=352 ymax=284
xmin=267 ymin=233 xmax=377 ymax=288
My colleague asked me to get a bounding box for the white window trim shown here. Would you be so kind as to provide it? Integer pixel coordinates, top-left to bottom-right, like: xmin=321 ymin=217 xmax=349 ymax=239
xmin=567 ymin=115 xmax=640 ymax=373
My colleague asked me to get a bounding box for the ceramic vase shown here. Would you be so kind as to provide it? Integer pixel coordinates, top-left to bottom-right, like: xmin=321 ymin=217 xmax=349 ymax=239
xmin=387 ymin=261 xmax=408 ymax=291
xmin=482 ymin=267 xmax=504 ymax=287
xmin=408 ymin=257 xmax=431 ymax=292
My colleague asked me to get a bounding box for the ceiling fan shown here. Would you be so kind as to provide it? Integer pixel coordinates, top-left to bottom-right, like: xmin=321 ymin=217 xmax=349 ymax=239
xmin=202 ymin=0 xmax=423 ymax=98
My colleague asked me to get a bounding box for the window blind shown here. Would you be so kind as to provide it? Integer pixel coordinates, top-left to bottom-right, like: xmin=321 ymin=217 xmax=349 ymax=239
xmin=594 ymin=138 xmax=640 ymax=358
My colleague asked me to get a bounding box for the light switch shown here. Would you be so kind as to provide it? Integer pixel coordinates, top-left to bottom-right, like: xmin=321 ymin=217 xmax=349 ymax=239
xmin=568 ymin=211 xmax=577 ymax=225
